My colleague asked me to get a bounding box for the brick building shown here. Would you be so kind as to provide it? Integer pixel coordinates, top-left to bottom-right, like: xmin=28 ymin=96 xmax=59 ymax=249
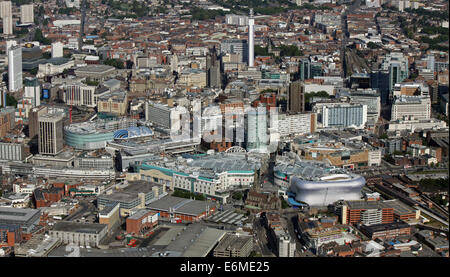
xmin=245 ymin=189 xmax=281 ymax=211
xmin=126 ymin=209 xmax=158 ymax=236
xmin=359 ymin=221 xmax=411 ymax=240
xmin=34 ymin=187 xmax=64 ymax=208
xmin=147 ymin=196 xmax=216 ymax=222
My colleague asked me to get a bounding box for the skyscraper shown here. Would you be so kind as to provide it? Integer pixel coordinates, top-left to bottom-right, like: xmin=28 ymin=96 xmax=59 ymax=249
xmin=0 ymin=1 xmax=12 ymax=18
xmin=246 ymin=106 xmax=268 ymax=153
xmin=8 ymin=45 xmax=23 ymax=92
xmin=2 ymin=15 xmax=12 ymax=35
xmin=24 ymin=77 xmax=41 ymax=107
xmin=38 ymin=112 xmax=64 ymax=155
xmin=288 ymin=81 xmax=305 ymax=113
xmin=20 ymin=4 xmax=34 ymax=24
xmin=248 ymin=8 xmax=255 ymax=67
xmin=207 ymin=47 xmax=221 ymax=88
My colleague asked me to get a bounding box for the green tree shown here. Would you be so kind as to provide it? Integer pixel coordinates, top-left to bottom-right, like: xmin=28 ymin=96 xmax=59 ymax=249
xmin=33 ymin=28 xmax=52 ymax=45
xmin=104 ymin=58 xmax=125 ymax=69
xmin=6 ymin=93 xmax=17 ymax=106
xmin=281 ymin=199 xmax=289 ymax=209
xmin=367 ymin=42 xmax=380 ymax=49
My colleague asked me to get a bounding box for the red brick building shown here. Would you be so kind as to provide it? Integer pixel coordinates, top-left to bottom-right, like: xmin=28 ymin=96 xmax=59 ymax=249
xmin=147 ymin=196 xmax=216 ymax=222
xmin=34 ymin=187 xmax=64 ymax=208
xmin=126 ymin=209 xmax=158 ymax=236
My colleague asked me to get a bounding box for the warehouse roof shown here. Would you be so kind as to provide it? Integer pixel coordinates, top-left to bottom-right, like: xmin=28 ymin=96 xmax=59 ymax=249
xmin=147 ymin=196 xmax=215 ymax=217
xmin=0 ymin=207 xmax=40 ymax=223
xmin=51 ymin=221 xmax=107 ymax=234
xmin=182 ymin=228 xmax=227 ymax=257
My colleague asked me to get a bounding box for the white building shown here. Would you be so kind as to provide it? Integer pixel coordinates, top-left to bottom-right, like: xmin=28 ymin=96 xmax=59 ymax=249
xmin=277 ymin=113 xmax=317 ymax=137
xmin=247 ymin=106 xmax=268 ymax=153
xmin=8 ymin=45 xmax=23 ymax=92
xmin=391 ymin=96 xmax=431 ymax=121
xmin=63 ymin=83 xmax=97 ymax=108
xmin=51 ymin=42 xmax=64 ymax=58
xmin=0 ymin=1 xmax=12 ymax=18
xmin=20 ymin=4 xmax=34 ymax=24
xmin=24 ymin=77 xmax=41 ymax=107
xmin=2 ymin=15 xmax=12 ymax=35
xmin=278 ymin=235 xmax=296 ymax=257
xmin=321 ymin=103 xmax=367 ymax=129
xmin=37 ymin=59 xmax=74 ymax=77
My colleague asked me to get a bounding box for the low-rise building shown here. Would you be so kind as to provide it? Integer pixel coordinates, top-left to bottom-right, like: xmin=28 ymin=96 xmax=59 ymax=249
xmin=213 ymin=233 xmax=253 ymax=257
xmin=49 ymin=221 xmax=108 ymax=247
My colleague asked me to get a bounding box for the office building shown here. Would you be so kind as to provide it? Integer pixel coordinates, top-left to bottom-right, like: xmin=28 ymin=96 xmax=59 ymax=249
xmin=246 ymin=106 xmax=268 ymax=153
xmin=391 ymin=96 xmax=431 ymax=121
xmin=64 ymin=83 xmax=97 ymax=108
xmin=321 ymin=103 xmax=367 ymax=129
xmin=23 ymin=77 xmax=41 ymax=107
xmin=380 ymin=53 xmax=409 ymax=92
xmin=0 ymin=1 xmax=11 ymax=18
xmin=20 ymin=4 xmax=33 ymax=24
xmin=277 ymin=112 xmax=317 ymax=137
xmin=0 ymin=142 xmax=25 ymax=161
xmin=225 ymin=14 xmax=248 ymax=25
xmin=38 ymin=112 xmax=64 ymax=155
xmin=299 ymin=58 xmax=310 ymax=81
xmin=8 ymin=45 xmax=23 ymax=92
xmin=213 ymin=233 xmax=253 ymax=257
xmin=145 ymin=101 xmax=184 ymax=130
xmin=288 ymin=81 xmax=305 ymax=112
xmin=349 ymin=89 xmax=381 ymax=124
xmin=51 ymin=42 xmax=64 ymax=58
xmin=2 ymin=15 xmax=12 ymax=34
xmin=221 ymin=39 xmax=248 ymax=64
xmin=49 ymin=222 xmax=108 ymax=247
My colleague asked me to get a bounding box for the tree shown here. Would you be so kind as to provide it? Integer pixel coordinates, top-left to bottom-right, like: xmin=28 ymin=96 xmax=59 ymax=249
xmin=104 ymin=58 xmax=125 ymax=69
xmin=367 ymin=42 xmax=380 ymax=49
xmin=281 ymin=199 xmax=289 ymax=209
xmin=6 ymin=93 xmax=17 ymax=107
xmin=33 ymin=28 xmax=52 ymax=45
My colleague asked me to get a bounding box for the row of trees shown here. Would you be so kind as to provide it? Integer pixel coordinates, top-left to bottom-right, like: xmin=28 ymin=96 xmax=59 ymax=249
xmin=172 ymin=189 xmax=206 ymax=201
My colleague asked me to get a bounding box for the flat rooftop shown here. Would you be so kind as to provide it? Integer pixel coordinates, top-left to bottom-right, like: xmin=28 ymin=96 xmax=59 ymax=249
xmin=51 ymin=221 xmax=107 ymax=234
xmin=213 ymin=233 xmax=252 ymax=253
xmin=148 ymin=196 xmax=215 ymax=217
xmin=0 ymin=207 xmax=41 ymax=223
xmin=345 ymin=199 xmax=416 ymax=216
xmin=75 ymin=64 xmax=115 ymax=73
xmin=128 ymin=209 xmax=156 ymax=220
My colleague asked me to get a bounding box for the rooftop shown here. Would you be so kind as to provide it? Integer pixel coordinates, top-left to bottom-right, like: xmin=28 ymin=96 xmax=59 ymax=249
xmin=51 ymin=221 xmax=107 ymax=234
xmin=147 ymin=196 xmax=215 ymax=216
xmin=0 ymin=207 xmax=41 ymax=223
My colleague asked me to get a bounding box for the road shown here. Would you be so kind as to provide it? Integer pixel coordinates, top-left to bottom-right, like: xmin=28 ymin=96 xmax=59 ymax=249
xmin=64 ymin=199 xmax=96 ymax=222
xmin=252 ymin=216 xmax=275 ymax=257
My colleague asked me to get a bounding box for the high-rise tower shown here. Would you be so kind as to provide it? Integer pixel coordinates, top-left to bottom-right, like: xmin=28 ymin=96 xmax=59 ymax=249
xmin=8 ymin=45 xmax=23 ymax=92
xmin=248 ymin=8 xmax=254 ymax=67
